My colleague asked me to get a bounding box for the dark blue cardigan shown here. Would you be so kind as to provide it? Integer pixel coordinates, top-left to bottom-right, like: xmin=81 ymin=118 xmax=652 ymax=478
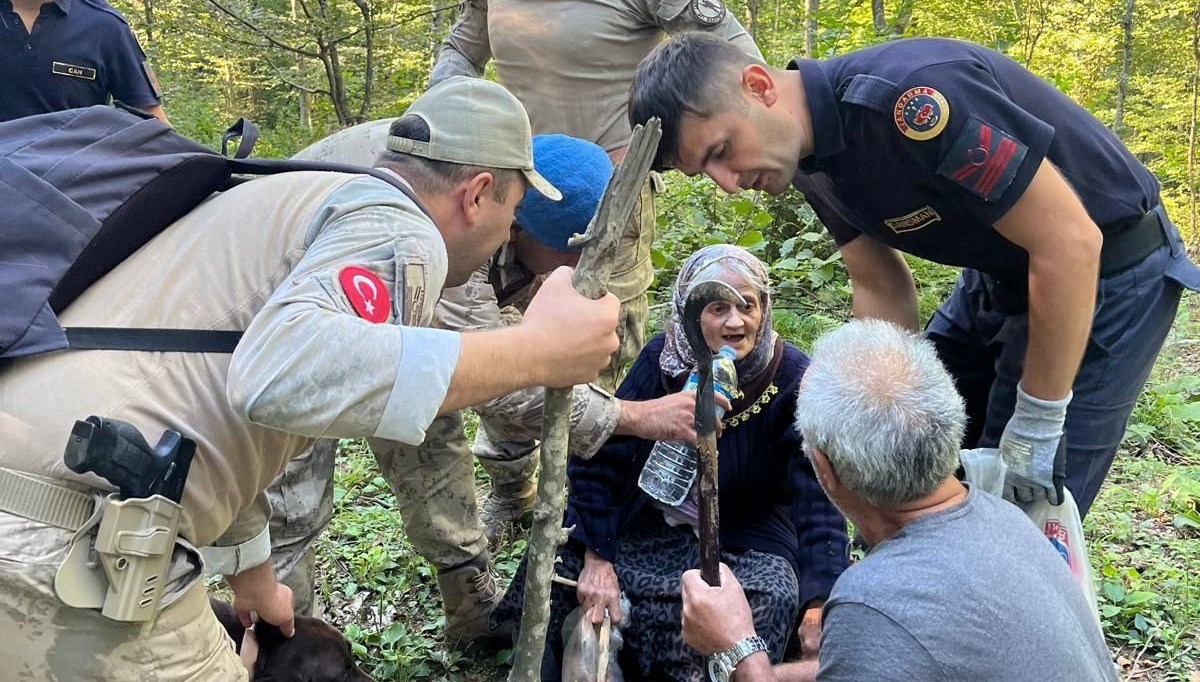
xmin=566 ymin=333 xmax=850 ymax=608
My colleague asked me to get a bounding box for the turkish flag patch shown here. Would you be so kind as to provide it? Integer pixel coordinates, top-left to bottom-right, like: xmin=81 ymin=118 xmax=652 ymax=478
xmin=338 ymin=265 xmax=390 ymax=323
xmin=936 ymin=115 xmax=1029 ymax=202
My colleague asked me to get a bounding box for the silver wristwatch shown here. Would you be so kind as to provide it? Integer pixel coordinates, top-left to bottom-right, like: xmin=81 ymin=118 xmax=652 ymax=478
xmin=707 ymin=635 xmax=769 ymax=682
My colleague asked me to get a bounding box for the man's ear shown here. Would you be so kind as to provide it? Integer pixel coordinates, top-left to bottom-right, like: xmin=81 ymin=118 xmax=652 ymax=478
xmin=807 ymin=444 xmax=841 ymax=493
xmin=742 ymin=63 xmax=778 ymax=107
xmin=458 ymin=171 xmax=496 ymax=227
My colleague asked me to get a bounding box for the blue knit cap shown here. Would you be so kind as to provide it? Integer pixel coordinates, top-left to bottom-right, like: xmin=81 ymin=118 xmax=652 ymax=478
xmin=514 ymin=134 xmax=613 ymax=252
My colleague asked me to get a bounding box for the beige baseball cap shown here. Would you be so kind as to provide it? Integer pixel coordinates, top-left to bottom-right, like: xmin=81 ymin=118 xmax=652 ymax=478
xmin=386 ymin=76 xmax=561 ymax=201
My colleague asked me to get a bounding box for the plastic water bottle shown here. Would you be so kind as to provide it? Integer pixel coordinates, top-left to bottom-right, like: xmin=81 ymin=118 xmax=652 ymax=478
xmin=638 ymin=346 xmax=737 ymax=506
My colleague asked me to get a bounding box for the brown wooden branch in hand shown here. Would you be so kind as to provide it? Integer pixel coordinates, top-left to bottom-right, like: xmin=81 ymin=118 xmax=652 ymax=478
xmin=682 ymin=279 xmax=746 ymax=587
xmin=508 ymin=118 xmax=662 ymax=682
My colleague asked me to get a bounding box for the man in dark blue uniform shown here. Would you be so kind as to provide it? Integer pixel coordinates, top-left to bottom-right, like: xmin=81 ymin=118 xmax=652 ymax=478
xmin=0 ymin=0 xmax=167 ymax=123
xmin=629 ymin=33 xmax=1200 ymax=517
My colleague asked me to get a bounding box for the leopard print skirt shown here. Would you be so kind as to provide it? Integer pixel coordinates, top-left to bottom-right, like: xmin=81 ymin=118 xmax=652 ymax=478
xmin=492 ymin=512 xmax=799 ymax=681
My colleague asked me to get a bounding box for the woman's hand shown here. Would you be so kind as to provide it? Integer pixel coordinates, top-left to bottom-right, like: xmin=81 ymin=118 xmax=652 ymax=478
xmin=615 ymin=392 xmax=731 ymax=443
xmin=577 ymin=548 xmax=623 ymax=625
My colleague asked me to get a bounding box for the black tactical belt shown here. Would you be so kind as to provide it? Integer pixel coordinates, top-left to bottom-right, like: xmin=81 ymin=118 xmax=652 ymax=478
xmin=1099 ymin=206 xmax=1167 ymax=277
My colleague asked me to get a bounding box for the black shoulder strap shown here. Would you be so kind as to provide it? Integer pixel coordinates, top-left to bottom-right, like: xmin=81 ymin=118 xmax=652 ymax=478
xmin=64 ymin=328 xmax=242 ymax=352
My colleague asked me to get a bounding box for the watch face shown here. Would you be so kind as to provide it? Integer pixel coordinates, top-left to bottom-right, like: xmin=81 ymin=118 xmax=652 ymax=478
xmin=708 ymin=654 xmax=734 ymax=682
xmin=690 ymin=0 xmax=727 ymax=26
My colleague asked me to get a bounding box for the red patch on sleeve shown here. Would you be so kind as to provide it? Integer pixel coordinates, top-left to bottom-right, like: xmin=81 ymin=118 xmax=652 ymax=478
xmin=338 ymin=266 xmax=390 ymax=323
xmin=936 ymin=115 xmax=1029 ymax=202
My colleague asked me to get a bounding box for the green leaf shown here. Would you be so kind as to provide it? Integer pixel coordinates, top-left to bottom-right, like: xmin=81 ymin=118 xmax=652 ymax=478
xmin=750 ymin=211 xmax=773 ymax=228
xmin=737 ymin=230 xmax=765 ymax=247
xmin=779 ymin=236 xmax=799 ymax=258
xmin=1172 ymin=513 xmax=1200 ymax=529
xmin=650 ymin=247 xmax=668 ymax=269
xmin=1102 ymin=582 xmax=1126 ymax=603
xmin=381 ymin=622 xmax=407 ymax=645
xmin=1133 ymin=613 xmax=1149 ymax=632
xmin=800 ymin=231 xmax=823 ymax=242
xmin=731 ymin=196 xmax=755 ymax=216
xmin=1166 ymin=402 xmax=1200 ymax=421
xmin=1123 ymin=591 xmax=1157 ymax=606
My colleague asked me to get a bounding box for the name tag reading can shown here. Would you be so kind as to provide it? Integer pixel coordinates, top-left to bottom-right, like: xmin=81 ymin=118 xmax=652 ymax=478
xmin=52 ymin=61 xmax=97 ymax=81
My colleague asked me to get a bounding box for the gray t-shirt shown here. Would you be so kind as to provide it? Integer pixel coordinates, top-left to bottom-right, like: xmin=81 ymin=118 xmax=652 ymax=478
xmin=817 ymin=487 xmax=1117 ymax=681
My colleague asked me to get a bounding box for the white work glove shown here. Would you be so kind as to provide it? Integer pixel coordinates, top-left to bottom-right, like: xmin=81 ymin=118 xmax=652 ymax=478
xmin=999 ymin=384 xmax=1070 ymax=505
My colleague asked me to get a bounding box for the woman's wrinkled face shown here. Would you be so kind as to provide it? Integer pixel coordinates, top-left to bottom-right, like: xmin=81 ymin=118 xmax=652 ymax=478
xmin=698 ymin=272 xmax=762 ymax=359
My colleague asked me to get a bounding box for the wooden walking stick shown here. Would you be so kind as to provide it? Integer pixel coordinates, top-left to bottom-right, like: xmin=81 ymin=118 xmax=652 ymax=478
xmin=681 ymin=280 xmax=745 ymax=587
xmin=509 ymin=118 xmax=662 ymax=682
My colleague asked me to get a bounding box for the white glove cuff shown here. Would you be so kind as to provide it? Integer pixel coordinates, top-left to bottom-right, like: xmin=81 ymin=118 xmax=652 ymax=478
xmin=1015 ymin=383 xmax=1072 ymax=419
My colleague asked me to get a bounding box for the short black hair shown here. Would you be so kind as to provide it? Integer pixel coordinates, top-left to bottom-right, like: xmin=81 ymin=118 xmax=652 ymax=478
xmin=376 ymin=115 xmax=521 ymax=201
xmin=629 ymin=32 xmax=762 ymax=170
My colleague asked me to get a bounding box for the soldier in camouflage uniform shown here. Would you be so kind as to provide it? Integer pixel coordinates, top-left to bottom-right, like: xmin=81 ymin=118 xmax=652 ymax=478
xmin=429 ymin=0 xmax=762 ymax=528
xmin=271 ymin=132 xmax=704 ymax=643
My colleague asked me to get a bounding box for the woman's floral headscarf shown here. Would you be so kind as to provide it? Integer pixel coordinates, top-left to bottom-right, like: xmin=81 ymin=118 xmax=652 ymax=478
xmin=658 ymin=244 xmax=777 ymax=385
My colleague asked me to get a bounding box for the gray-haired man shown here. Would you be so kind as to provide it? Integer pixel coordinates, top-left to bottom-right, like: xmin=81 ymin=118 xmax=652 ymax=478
xmin=679 ymin=320 xmax=1116 ymax=682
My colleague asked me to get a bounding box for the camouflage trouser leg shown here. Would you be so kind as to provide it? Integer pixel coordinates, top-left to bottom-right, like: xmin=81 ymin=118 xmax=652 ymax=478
xmin=596 ymin=174 xmax=655 ymax=393
xmin=0 ymin=513 xmax=245 ymax=681
xmin=267 ymin=439 xmax=338 ymax=617
xmin=370 ymin=411 xmax=487 ymax=570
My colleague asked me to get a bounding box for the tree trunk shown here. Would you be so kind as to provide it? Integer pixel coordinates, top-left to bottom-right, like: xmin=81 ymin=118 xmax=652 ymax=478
xmin=1189 ymin=3 xmax=1200 ymax=243
xmin=353 ymin=0 xmax=373 ymax=123
xmin=872 ymin=0 xmax=886 ymax=34
xmin=292 ymin=0 xmax=310 ymax=130
xmin=745 ymin=0 xmax=761 ymax=42
xmin=1113 ymin=0 xmax=1134 ymax=136
xmin=805 ymin=0 xmax=819 ymax=56
xmin=141 ymin=0 xmax=157 ymax=70
xmin=430 ymin=0 xmax=447 ymax=75
xmin=891 ymin=1 xmax=912 ymax=35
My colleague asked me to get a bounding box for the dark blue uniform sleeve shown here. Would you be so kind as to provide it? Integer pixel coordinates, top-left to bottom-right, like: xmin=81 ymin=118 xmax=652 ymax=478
xmin=102 ymin=23 xmax=160 ymax=108
xmin=780 ymin=364 xmax=849 ymax=607
xmin=566 ymin=338 xmax=668 ymax=562
xmin=890 ymin=60 xmax=1055 ymax=225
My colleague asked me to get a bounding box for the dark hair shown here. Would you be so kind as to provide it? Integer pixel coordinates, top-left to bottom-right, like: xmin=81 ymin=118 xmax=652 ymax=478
xmin=629 ymin=32 xmax=762 ymax=170
xmin=376 ymin=115 xmax=521 ymax=201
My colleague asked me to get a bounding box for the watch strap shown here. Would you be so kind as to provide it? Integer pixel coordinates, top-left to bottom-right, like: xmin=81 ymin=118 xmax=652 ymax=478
xmin=707 ymin=635 xmax=769 ymax=682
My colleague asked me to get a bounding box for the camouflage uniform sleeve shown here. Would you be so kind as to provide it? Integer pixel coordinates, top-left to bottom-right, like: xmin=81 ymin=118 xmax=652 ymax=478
xmin=649 ymin=0 xmax=763 ymax=59
xmin=473 ymin=383 xmax=621 ymax=459
xmin=227 ymin=177 xmax=457 ymax=446
xmin=201 ymin=493 xmax=272 ymax=575
xmin=430 ymin=0 xmax=492 ymax=86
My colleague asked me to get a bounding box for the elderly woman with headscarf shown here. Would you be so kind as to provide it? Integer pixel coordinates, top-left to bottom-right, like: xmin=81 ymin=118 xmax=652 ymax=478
xmin=493 ymin=244 xmax=850 ymax=681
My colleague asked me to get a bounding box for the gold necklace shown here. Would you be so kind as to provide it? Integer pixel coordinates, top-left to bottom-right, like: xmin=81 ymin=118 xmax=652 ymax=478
xmin=723 ymin=383 xmax=779 ymax=428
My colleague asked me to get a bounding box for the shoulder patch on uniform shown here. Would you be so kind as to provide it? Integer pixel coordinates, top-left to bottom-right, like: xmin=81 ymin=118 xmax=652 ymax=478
xmin=690 ymin=0 xmax=726 ymax=26
xmin=893 ymin=86 xmax=949 ymax=141
xmin=403 ymin=263 xmax=427 ymax=326
xmin=936 ymin=115 xmax=1029 ymax=202
xmin=338 ymin=265 xmax=390 ymax=323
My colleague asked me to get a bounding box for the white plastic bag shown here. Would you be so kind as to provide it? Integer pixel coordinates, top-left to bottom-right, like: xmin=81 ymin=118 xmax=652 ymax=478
xmin=1024 ymin=491 xmax=1101 ymax=625
xmin=561 ymin=606 xmax=625 ymax=682
xmin=959 ymin=448 xmax=1100 ymax=626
